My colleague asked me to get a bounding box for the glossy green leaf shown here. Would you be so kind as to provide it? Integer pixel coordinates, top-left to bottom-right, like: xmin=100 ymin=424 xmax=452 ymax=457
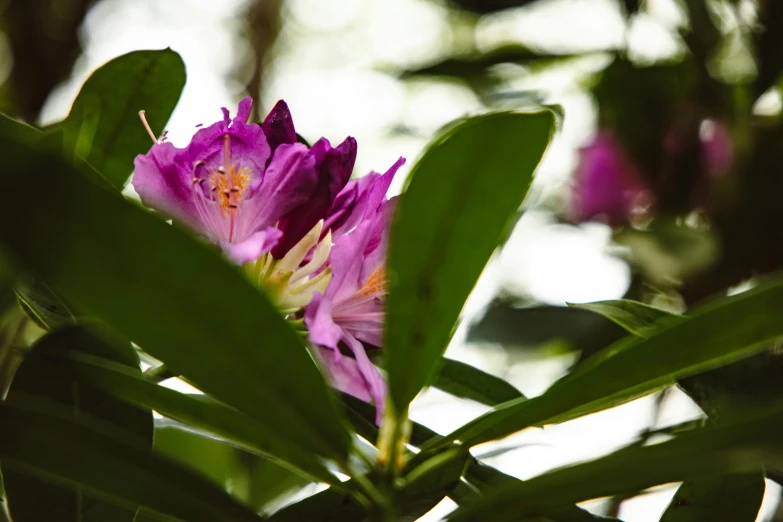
xmin=66 ymin=351 xmax=339 ymax=485
xmin=3 ymin=328 xmax=152 ymax=522
xmin=659 ymin=472 xmax=765 ymax=522
xmin=446 ymin=403 xmax=783 ymax=522
xmin=569 ymin=300 xmax=683 ymax=338
xmin=0 ymin=120 xmax=352 ymax=466
xmin=61 ymin=49 xmax=186 ymax=189
xmin=435 ymin=357 xmax=525 ymax=406
xmin=429 ymin=273 xmax=783 ymax=450
xmin=0 ymin=402 xmax=264 ymax=522
xmin=386 ymin=111 xmax=554 ymax=412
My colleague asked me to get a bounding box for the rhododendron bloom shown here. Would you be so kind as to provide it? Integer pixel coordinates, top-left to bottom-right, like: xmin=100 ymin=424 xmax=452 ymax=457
xmin=133 ymin=96 xmax=404 ymax=420
xmin=305 ymin=158 xmax=405 ymax=422
xmin=133 ymin=97 xmax=356 ymax=266
xmin=571 ymin=130 xmax=652 ymax=226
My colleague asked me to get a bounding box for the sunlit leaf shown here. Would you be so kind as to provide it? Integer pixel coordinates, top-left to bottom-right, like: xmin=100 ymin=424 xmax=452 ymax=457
xmin=569 ymin=299 xmax=683 ymax=338
xmin=386 ymin=111 xmax=554 ymax=415
xmin=446 ymin=403 xmax=783 ymax=522
xmin=428 ymin=273 xmax=783 ymax=449
xmin=61 ymin=49 xmax=186 ymax=189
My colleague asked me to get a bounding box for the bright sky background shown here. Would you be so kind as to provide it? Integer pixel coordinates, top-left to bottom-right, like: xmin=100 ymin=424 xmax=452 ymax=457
xmin=36 ymin=0 xmax=782 ymax=519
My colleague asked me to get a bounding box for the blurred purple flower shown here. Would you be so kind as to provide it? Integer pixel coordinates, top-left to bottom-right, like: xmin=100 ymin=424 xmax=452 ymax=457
xmin=700 ymin=119 xmax=734 ymax=178
xmin=304 ymin=158 xmax=405 ymax=423
xmin=571 ymin=130 xmax=652 ymax=226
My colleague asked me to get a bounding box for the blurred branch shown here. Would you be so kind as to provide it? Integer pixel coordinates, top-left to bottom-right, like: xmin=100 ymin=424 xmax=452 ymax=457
xmin=241 ymin=0 xmax=283 ymax=122
xmin=0 ymin=0 xmax=96 ymax=121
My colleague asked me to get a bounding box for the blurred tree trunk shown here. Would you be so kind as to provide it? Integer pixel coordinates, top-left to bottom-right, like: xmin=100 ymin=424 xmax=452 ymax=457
xmin=0 ymin=0 xmax=96 ymax=122
xmin=240 ymin=0 xmax=283 ymax=122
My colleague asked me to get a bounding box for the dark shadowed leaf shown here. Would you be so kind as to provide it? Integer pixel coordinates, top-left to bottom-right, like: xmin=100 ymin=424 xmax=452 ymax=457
xmin=14 ymin=274 xmax=75 ymax=330
xmin=569 ymin=300 xmax=684 ymax=338
xmin=61 ymin=49 xmax=186 ymax=189
xmin=3 ymin=327 xmax=152 ymax=522
xmin=386 ymin=111 xmax=554 ymax=414
xmin=0 ymin=119 xmax=352 ymax=468
xmin=66 ymin=351 xmax=338 ymax=485
xmin=429 ymin=273 xmax=783 ymax=449
xmin=0 ymin=401 xmax=264 ymax=522
xmin=659 ymin=472 xmax=765 ymax=522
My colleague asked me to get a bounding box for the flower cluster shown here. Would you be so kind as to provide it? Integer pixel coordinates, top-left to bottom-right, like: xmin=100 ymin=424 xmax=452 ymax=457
xmin=133 ymin=97 xmax=403 ymax=421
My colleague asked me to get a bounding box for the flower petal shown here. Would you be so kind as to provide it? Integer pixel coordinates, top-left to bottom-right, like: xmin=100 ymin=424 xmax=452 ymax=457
xmin=312 ymin=345 xmax=373 ymax=403
xmin=262 ymin=100 xmax=297 ymax=151
xmin=235 ymin=142 xmax=318 ymax=241
xmin=305 ymin=292 xmax=344 ymax=350
xmin=133 ymin=142 xmax=204 ymax=231
xmin=219 ymin=227 xmax=282 ymax=265
xmin=273 ymin=136 xmax=357 ymax=256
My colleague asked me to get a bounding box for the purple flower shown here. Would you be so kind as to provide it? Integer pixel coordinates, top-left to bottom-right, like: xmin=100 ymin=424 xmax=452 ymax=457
xmin=571 ymin=130 xmax=652 ymax=226
xmin=304 ymin=158 xmax=405 ymax=423
xmin=133 ymin=97 xmax=327 ymax=264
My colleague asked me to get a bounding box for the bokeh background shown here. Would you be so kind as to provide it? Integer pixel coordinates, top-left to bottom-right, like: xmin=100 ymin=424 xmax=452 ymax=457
xmin=2 ymin=0 xmax=782 ymax=519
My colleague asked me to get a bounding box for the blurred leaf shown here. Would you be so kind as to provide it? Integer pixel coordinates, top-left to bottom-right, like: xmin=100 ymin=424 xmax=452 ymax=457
xmin=15 ymin=274 xmax=75 ymax=330
xmin=468 ymin=301 xmax=628 ymax=358
xmin=427 ymin=273 xmax=783 ymax=449
xmin=0 ymin=401 xmax=264 ymax=522
xmin=0 ymin=119 xmax=353 ymax=467
xmin=659 ymin=472 xmax=764 ymax=522
xmin=445 ymin=403 xmax=783 ymax=522
xmin=0 ymin=113 xmax=41 ymax=143
xmin=755 ymin=1 xmax=783 ymax=95
xmin=402 ymin=45 xmax=582 ymax=80
xmin=65 ymin=350 xmax=340 ymax=485
xmin=61 ymin=49 xmax=186 ymax=190
xmin=568 ymin=300 xmax=683 ymax=338
xmin=435 ymin=357 xmax=526 ymax=406
xmin=386 ymin=111 xmax=554 ymax=413
xmin=3 ymin=327 xmax=152 ymax=522
xmin=446 ymin=0 xmax=539 ymax=14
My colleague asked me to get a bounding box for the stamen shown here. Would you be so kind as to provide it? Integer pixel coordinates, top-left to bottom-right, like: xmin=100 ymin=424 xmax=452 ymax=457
xmin=139 ymin=110 xmax=160 ymax=144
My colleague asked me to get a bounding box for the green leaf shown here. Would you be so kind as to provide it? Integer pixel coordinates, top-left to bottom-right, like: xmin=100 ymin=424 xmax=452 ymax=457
xmin=154 ymin=426 xmax=238 ymax=488
xmin=445 ymin=403 xmax=783 ymax=522
xmin=659 ymin=472 xmax=765 ymax=522
xmin=155 ymin=426 xmax=311 ymax=514
xmin=3 ymin=327 xmax=152 ymax=522
xmin=0 ymin=401 xmax=264 ymax=522
xmin=65 ymin=350 xmax=339 ymax=485
xmin=61 ymin=49 xmax=186 ymax=190
xmin=15 ymin=274 xmax=76 ymax=330
xmin=385 ymin=111 xmax=554 ymax=413
xmin=435 ymin=357 xmax=525 ymax=406
xmin=0 ymin=119 xmax=352 ymax=467
xmin=568 ymin=300 xmax=684 ymax=338
xmin=462 ymin=460 xmax=620 ymax=522
xmin=429 ymin=273 xmax=783 ymax=449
